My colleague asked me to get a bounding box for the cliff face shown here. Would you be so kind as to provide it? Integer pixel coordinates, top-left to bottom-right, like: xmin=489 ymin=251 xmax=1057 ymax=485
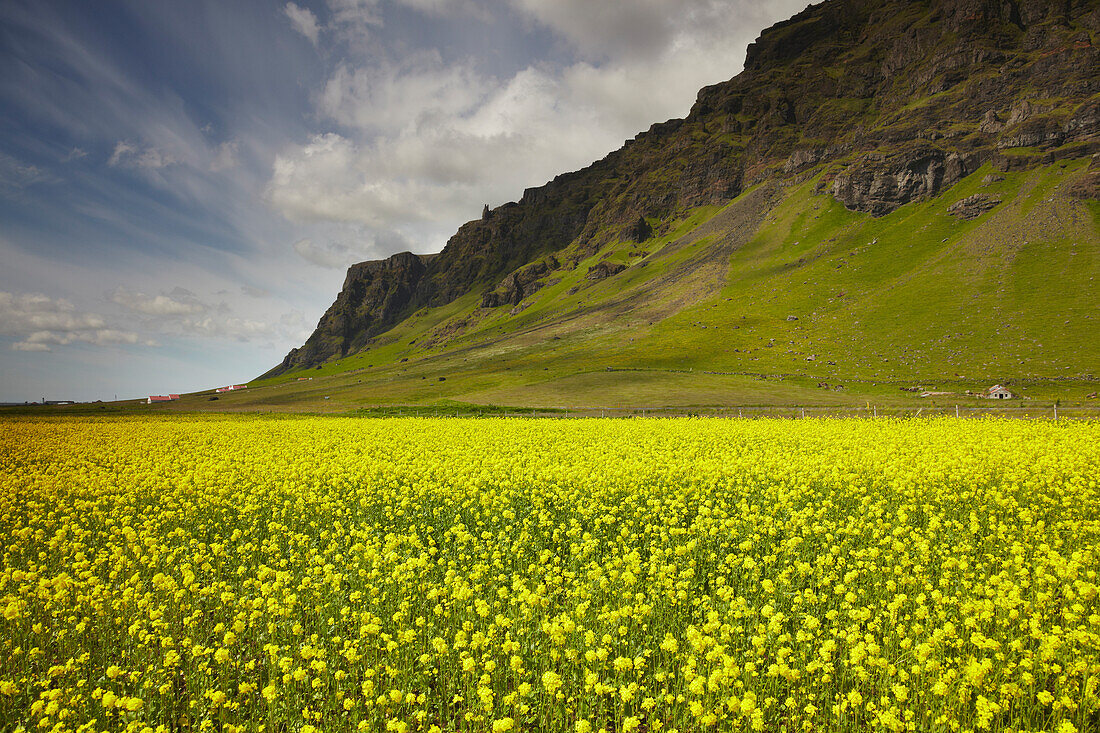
xmin=264 ymin=0 xmax=1100 ymax=378
xmin=262 ymin=252 xmax=429 ymax=376
xmin=691 ymin=0 xmax=1100 ymax=213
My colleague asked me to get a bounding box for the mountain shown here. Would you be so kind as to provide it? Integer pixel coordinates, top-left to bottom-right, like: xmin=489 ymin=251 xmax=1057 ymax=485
xmin=255 ymin=0 xmax=1100 ymax=409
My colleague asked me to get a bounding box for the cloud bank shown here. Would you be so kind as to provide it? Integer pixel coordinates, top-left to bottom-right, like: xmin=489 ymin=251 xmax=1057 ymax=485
xmin=269 ymin=0 xmax=811 ymax=256
xmin=0 ymin=291 xmax=147 ymax=352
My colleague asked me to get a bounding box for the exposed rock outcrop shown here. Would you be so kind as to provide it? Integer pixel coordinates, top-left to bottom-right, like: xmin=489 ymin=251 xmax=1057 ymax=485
xmin=1067 ymin=154 xmax=1100 ymax=200
xmin=831 ymin=146 xmax=982 ymax=217
xmin=586 ymin=262 xmax=627 ymax=281
xmin=784 ymin=148 xmax=828 ymax=174
xmin=948 ymin=193 xmax=1002 ymax=219
xmin=481 ymin=257 xmax=558 ymax=308
xmin=625 ymin=216 xmax=653 ymax=243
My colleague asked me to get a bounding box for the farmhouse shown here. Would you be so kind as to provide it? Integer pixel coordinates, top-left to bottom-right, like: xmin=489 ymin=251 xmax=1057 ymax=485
xmin=215 ymin=384 xmax=247 ymax=393
xmin=147 ymin=394 xmax=180 ymax=404
xmin=984 ymin=385 xmax=1015 ymax=400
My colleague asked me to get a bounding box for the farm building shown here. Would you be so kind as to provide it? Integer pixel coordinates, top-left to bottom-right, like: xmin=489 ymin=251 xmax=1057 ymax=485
xmin=147 ymin=394 xmax=180 ymax=404
xmin=984 ymin=385 xmax=1015 ymax=399
xmin=215 ymin=384 xmax=247 ymax=393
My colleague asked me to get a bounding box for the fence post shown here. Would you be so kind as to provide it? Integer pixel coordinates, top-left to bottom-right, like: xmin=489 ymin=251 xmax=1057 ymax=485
xmin=1054 ymin=403 xmax=1058 ymax=420
xmin=801 ymin=407 xmax=805 ymax=419
xmin=956 ymin=405 xmax=959 ymax=418
xmin=873 ymin=405 xmax=877 ymax=418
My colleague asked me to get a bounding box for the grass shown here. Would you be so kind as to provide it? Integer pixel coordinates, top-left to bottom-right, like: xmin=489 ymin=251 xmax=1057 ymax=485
xmin=198 ymin=160 xmax=1100 ymax=412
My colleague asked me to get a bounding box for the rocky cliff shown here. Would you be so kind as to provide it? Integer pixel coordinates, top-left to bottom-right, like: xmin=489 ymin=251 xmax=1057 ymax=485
xmin=264 ymin=252 xmax=430 ymax=375
xmin=264 ymin=0 xmax=1100 ymax=378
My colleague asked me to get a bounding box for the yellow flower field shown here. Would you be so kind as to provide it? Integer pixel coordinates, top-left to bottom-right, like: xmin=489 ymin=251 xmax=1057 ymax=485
xmin=1 ymin=416 xmax=1098 ymax=733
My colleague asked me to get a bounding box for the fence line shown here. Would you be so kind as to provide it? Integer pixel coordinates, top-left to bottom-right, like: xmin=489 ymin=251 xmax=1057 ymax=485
xmin=376 ymin=404 xmax=1100 ymax=420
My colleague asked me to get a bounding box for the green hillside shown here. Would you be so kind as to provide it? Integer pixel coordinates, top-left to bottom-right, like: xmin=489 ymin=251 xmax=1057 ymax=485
xmin=204 ymin=159 xmax=1099 ymax=412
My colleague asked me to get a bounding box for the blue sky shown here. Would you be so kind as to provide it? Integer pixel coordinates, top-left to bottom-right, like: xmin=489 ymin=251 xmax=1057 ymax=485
xmin=0 ymin=0 xmax=809 ymax=402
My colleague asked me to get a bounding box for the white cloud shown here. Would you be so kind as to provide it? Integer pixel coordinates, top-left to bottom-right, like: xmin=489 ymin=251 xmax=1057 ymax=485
xmin=266 ymin=0 xmax=812 ymax=247
xmin=509 ymin=0 xmax=673 ymax=60
xmin=509 ymin=0 xmax=807 ymax=63
xmin=181 ymin=316 xmax=282 ymax=343
xmin=110 ymin=286 xmax=207 ymax=316
xmin=269 ymin=133 xmax=480 ymax=229
xmin=0 ymin=291 xmax=105 ymax=333
xmin=0 ymin=291 xmax=151 ymax=352
xmin=284 ymin=2 xmax=321 ymax=45
xmin=209 ymin=140 xmax=240 ymax=172
xmin=294 ymin=238 xmax=353 ymax=268
xmin=0 ymin=153 xmax=57 ymax=189
xmin=266 ymin=62 xmax=629 ymax=232
xmin=280 ymin=309 xmax=307 ymax=327
xmin=293 ymin=228 xmax=412 ymax=269
xmin=323 ymin=0 xmax=485 ymax=27
xmin=327 ymin=0 xmax=382 ymax=29
xmin=241 ymin=285 xmax=271 ymax=298
xmin=108 ymin=141 xmax=177 ymax=169
xmin=14 ymin=329 xmax=147 ymax=349
xmin=12 ymin=341 xmax=51 ymax=352
xmin=397 ymin=0 xmax=487 ymax=17
xmin=318 ymin=54 xmax=488 ymax=133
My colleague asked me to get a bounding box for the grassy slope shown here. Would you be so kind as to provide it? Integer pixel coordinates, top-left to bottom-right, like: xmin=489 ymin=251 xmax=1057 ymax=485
xmin=204 ymin=161 xmax=1098 ymax=411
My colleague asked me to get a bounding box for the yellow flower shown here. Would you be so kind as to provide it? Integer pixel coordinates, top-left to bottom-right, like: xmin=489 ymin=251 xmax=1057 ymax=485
xmin=542 ymin=671 xmax=562 ymax=695
xmin=2 ymin=413 xmax=1097 ymax=733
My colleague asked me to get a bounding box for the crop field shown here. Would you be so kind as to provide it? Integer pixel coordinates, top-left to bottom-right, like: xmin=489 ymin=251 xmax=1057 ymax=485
xmin=2 ymin=416 xmax=1099 ymax=733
